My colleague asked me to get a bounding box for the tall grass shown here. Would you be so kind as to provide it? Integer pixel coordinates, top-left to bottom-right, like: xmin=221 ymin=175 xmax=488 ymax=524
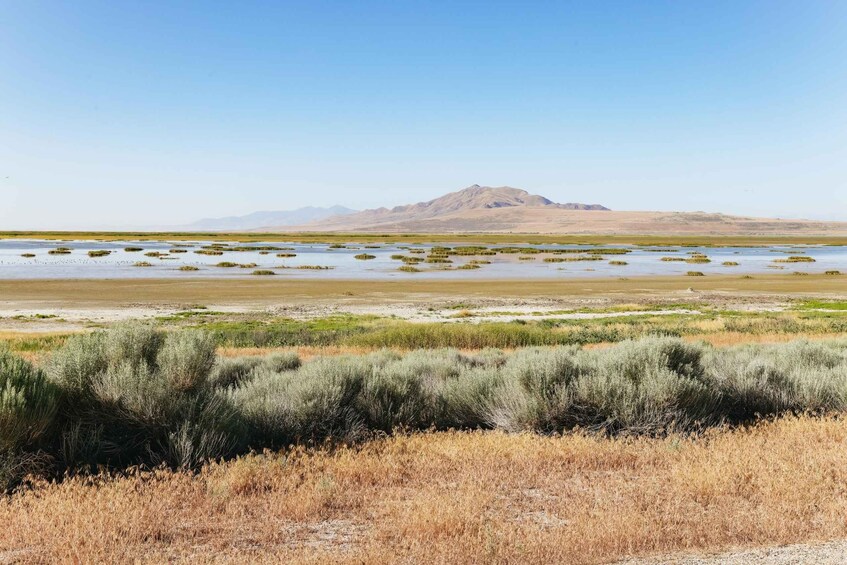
xmin=3 ymin=326 xmax=847 ymax=484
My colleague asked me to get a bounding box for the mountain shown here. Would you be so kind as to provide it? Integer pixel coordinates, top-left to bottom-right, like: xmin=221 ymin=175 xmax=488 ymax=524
xmin=280 ymin=185 xmax=609 ymax=232
xmin=273 ymin=185 xmax=847 ymax=235
xmin=186 ymin=206 xmax=356 ymax=231
xmin=369 ymin=185 xmax=610 ymax=217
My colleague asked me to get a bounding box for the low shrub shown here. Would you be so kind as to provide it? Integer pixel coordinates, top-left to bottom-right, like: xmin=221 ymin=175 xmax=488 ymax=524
xmin=6 ymin=327 xmax=847 ymax=480
xmin=0 ymin=347 xmax=60 ymax=452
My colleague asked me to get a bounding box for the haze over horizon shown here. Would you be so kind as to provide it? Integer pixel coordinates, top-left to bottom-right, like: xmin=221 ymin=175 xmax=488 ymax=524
xmin=2 ymin=1 xmax=846 ymax=229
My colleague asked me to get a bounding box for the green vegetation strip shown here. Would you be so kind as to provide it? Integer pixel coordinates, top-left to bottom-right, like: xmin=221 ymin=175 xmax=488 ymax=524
xmin=5 ymin=308 xmax=847 ymax=355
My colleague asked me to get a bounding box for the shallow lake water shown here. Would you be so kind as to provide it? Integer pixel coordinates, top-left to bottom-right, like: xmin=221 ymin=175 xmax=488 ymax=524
xmin=0 ymin=239 xmax=845 ymax=279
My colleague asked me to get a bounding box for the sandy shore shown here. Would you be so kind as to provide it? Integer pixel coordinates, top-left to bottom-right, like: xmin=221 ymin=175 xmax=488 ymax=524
xmin=0 ymin=273 xmax=843 ymax=332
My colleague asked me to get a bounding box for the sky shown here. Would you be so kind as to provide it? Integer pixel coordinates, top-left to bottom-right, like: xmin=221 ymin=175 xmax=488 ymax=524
xmin=1 ymin=1 xmax=846 ymax=229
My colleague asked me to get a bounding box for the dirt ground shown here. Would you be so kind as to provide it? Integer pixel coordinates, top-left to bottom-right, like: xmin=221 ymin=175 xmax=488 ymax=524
xmin=0 ymin=274 xmax=844 ymax=332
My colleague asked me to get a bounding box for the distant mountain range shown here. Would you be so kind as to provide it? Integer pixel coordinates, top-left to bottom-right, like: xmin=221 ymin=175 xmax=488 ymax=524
xmin=184 ymin=205 xmax=356 ymax=231
xmin=283 ymin=185 xmax=612 ymax=232
xmin=274 ymin=185 xmax=847 ymax=235
xmin=183 ymin=185 xmax=847 ymax=236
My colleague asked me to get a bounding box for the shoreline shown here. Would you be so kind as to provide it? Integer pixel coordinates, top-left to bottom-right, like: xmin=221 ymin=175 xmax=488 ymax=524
xmin=0 ymin=273 xmax=844 ymax=304
xmin=4 ymin=231 xmax=847 ymax=245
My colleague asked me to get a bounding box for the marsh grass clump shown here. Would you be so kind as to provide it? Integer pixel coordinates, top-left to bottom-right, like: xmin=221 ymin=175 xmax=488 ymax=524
xmin=686 ymin=271 xmax=705 ymax=276
xmin=661 ymin=257 xmax=686 ymax=262
xmin=545 ymin=256 xmax=601 ymax=263
xmin=216 ymin=262 xmax=239 ymax=268
xmin=722 ymin=261 xmax=739 ymax=266
xmin=133 ymin=261 xmax=153 ymax=267
xmin=169 ymin=249 xmax=188 ymax=254
xmin=458 ymin=263 xmax=481 ymax=270
xmin=609 ymin=261 xmax=628 ymax=266
xmin=195 ymin=250 xmax=224 ymax=256
xmin=449 ymin=246 xmax=495 ymax=256
xmin=251 ymin=270 xmax=275 ymax=276
xmin=495 ymin=247 xmax=541 ymax=254
xmin=238 ymin=263 xmax=258 ymax=269
xmin=179 ymin=266 xmax=200 ymax=272
xmin=227 ymin=246 xmax=286 ymax=252
xmin=354 ymin=254 xmax=376 ymax=260
xmin=20 ymin=253 xmax=35 ymax=258
xmin=87 ymin=250 xmax=111 ymax=258
xmin=426 ymin=257 xmax=452 ymax=264
xmin=276 ymin=253 xmax=297 ymax=258
xmin=124 ymin=247 xmax=143 ymax=252
xmin=774 ymin=256 xmax=816 ymax=263
xmin=398 ymin=266 xmax=421 ymax=273
xmin=825 ymin=270 xmax=841 ymax=275
xmin=144 ymin=251 xmax=165 ymax=258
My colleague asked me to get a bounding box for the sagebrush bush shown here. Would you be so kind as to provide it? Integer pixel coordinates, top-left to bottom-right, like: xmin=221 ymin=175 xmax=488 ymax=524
xmin=45 ymin=325 xmax=241 ymax=469
xmin=8 ymin=327 xmax=847 ymax=479
xmin=0 ymin=347 xmax=60 ymax=451
xmin=209 ymin=352 xmax=301 ymax=389
xmin=705 ymin=340 xmax=847 ymax=418
xmin=156 ymin=331 xmax=217 ymax=392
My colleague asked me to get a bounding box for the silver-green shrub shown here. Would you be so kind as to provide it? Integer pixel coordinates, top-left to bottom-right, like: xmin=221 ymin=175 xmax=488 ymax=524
xmin=0 ymin=347 xmax=59 ymax=451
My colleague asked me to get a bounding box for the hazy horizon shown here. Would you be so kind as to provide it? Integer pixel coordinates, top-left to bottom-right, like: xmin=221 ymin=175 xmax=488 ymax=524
xmin=2 ymin=2 xmax=846 ymax=229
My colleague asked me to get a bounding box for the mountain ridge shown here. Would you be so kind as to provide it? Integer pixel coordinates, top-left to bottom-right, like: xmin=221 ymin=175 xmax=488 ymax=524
xmin=266 ymin=185 xmax=847 ymax=236
xmin=186 ymin=205 xmax=356 ymax=231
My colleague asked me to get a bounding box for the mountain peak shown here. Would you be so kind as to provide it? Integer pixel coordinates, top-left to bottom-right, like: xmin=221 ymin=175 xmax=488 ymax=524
xmin=420 ymin=185 xmax=606 ymax=212
xmin=283 ymin=185 xmax=609 ymax=232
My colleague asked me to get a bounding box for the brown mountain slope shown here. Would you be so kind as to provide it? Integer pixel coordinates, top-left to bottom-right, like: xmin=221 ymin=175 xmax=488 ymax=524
xmin=274 ymin=185 xmax=847 ymax=235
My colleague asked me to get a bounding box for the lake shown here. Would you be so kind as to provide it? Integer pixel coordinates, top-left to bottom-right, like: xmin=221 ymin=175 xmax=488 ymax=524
xmin=0 ymin=239 xmax=844 ymax=279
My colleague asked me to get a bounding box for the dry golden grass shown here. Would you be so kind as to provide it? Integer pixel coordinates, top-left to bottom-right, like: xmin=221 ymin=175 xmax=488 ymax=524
xmin=4 ymin=416 xmax=847 ymax=563
xmin=216 ymin=345 xmax=378 ymax=361
xmin=685 ymin=332 xmax=847 ymax=347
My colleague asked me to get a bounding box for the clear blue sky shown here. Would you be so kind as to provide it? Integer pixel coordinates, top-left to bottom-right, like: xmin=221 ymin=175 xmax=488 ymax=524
xmin=2 ymin=1 xmax=846 ymax=229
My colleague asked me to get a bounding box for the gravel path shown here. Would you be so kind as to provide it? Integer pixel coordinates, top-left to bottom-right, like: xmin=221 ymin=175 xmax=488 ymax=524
xmin=615 ymin=540 xmax=847 ymax=565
